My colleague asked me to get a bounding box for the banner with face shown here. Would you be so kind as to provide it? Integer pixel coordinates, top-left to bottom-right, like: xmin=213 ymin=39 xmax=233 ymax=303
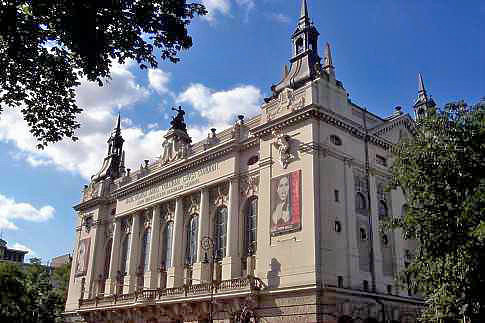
xmin=270 ymin=170 xmax=301 ymax=236
xmin=75 ymin=238 xmax=91 ymax=276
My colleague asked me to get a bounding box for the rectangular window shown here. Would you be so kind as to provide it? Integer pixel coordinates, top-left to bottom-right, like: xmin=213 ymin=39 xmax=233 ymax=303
xmin=376 ymin=155 xmax=387 ymax=167
xmin=334 ymin=190 xmax=339 ymax=202
xmin=337 ymin=276 xmax=343 ymax=288
xmin=363 ymin=280 xmax=369 ymax=292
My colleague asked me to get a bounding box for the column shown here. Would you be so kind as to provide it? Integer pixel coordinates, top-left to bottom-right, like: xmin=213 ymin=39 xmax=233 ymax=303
xmin=166 ymin=197 xmax=184 ymax=288
xmin=105 ymin=219 xmax=121 ymax=295
xmin=145 ymin=205 xmax=161 ymax=289
xmin=222 ymin=178 xmax=241 ymax=280
xmin=124 ymin=213 xmax=141 ymax=293
xmin=368 ymin=174 xmax=384 ymax=293
xmin=192 ymin=188 xmax=211 ymax=284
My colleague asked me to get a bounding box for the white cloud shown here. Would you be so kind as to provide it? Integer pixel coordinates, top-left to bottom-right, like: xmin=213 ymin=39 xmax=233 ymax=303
xmin=177 ymin=83 xmax=262 ymax=126
xmin=268 ymin=13 xmax=291 ymax=24
xmin=148 ymin=68 xmax=172 ymax=95
xmin=0 ymin=61 xmax=162 ymax=180
xmin=202 ymin=0 xmax=231 ymax=22
xmin=0 ymin=194 xmax=55 ymax=230
xmin=236 ymin=0 xmax=255 ymax=22
xmin=11 ymin=243 xmax=36 ymax=257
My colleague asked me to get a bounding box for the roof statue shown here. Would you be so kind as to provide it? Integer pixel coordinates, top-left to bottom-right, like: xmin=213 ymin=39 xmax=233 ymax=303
xmin=161 ymin=106 xmax=192 ymax=166
xmin=170 ymin=106 xmax=188 ymax=132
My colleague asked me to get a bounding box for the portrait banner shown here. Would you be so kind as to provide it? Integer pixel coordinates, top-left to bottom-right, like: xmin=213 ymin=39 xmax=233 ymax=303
xmin=75 ymin=238 xmax=91 ymax=277
xmin=270 ymin=170 xmax=301 ymax=236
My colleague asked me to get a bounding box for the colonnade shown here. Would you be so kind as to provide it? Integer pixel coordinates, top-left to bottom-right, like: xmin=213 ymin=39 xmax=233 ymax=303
xmin=102 ymin=178 xmax=243 ymax=296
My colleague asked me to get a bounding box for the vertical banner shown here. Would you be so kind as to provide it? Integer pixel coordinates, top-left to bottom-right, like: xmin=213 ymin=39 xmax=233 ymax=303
xmin=271 ymin=170 xmax=302 ymax=236
xmin=75 ymin=238 xmax=91 ymax=276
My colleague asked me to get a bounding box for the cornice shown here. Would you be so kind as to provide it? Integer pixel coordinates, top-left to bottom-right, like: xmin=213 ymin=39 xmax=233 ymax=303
xmin=73 ymin=197 xmax=112 ymax=212
xmin=112 ymin=141 xmax=237 ymax=200
xmin=251 ymin=105 xmax=393 ymax=151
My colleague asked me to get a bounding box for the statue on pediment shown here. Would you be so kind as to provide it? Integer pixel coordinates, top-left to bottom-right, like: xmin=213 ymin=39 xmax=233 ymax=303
xmin=160 ymin=106 xmax=192 ymax=166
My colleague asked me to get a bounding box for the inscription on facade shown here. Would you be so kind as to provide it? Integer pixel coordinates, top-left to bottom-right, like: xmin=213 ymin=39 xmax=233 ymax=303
xmin=118 ymin=163 xmax=220 ymax=213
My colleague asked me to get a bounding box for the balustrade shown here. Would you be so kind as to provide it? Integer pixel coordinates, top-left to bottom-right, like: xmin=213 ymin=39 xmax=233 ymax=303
xmin=78 ymin=276 xmax=262 ymax=309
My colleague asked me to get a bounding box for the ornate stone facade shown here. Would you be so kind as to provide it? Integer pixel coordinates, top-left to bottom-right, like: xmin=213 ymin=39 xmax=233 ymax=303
xmin=65 ymin=1 xmax=428 ymax=322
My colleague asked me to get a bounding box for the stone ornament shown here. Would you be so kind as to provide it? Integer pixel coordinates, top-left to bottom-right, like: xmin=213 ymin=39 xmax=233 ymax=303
xmin=143 ymin=211 xmax=152 ymax=229
xmin=83 ymin=182 xmax=99 ymax=201
xmin=267 ymin=88 xmax=306 ymax=121
xmin=105 ymin=223 xmax=114 ymax=239
xmin=210 ymin=182 xmax=230 ymax=208
xmin=272 ymin=129 xmax=293 ymax=169
xmin=160 ymin=106 xmax=192 ymax=166
xmin=183 ymin=192 xmax=201 ymax=216
xmin=161 ymin=200 xmax=176 ymax=223
xmin=121 ymin=216 xmax=132 ymax=234
xmin=240 ymin=175 xmax=259 ymax=198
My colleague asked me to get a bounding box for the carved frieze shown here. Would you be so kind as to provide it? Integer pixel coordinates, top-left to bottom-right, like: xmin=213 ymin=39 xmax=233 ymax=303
xmin=266 ymin=88 xmax=306 ymax=121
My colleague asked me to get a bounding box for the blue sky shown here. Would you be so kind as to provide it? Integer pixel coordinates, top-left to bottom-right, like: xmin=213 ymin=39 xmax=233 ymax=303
xmin=0 ymin=0 xmax=483 ymax=263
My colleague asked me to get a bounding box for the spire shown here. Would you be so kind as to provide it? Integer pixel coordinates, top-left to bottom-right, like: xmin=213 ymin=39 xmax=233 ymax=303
xmin=414 ymin=73 xmax=436 ymax=120
xmin=115 ymin=112 xmax=121 ymax=135
xmin=91 ymin=114 xmax=125 ymax=182
xmin=300 ymin=0 xmax=309 ymax=20
xmin=323 ymin=42 xmax=335 ymax=78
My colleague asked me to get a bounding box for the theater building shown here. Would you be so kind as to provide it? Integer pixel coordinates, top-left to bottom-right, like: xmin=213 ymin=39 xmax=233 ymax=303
xmin=65 ymin=1 xmax=433 ymax=322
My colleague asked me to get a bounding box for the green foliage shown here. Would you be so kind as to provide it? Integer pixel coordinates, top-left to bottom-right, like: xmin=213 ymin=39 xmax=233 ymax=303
xmin=0 ymin=259 xmax=71 ymax=322
xmin=0 ymin=0 xmax=206 ymax=148
xmin=387 ymin=99 xmax=485 ymax=321
xmin=0 ymin=262 xmax=31 ymax=322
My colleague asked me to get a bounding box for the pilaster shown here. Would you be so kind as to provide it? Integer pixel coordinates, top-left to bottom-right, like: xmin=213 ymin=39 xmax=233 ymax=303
xmin=145 ymin=205 xmax=161 ymax=289
xmin=105 ymin=219 xmax=121 ymax=295
xmin=124 ymin=213 xmax=141 ymax=293
xmin=167 ymin=197 xmax=184 ymax=288
xmin=368 ymin=174 xmax=385 ymax=293
xmin=193 ymin=187 xmax=211 ymax=284
xmin=222 ymin=178 xmax=241 ymax=280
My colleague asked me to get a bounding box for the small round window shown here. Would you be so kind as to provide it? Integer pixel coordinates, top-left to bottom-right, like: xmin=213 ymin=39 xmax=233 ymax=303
xmin=330 ymin=135 xmax=342 ymax=146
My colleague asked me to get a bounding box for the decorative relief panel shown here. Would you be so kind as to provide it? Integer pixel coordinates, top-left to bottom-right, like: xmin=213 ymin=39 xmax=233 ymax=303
xmin=143 ymin=211 xmax=152 ymax=229
xmin=209 ymin=182 xmax=230 ymax=210
xmin=105 ymin=222 xmax=114 ymax=239
xmin=183 ymin=192 xmax=201 ymax=216
xmin=266 ymin=88 xmax=306 ymax=121
xmin=161 ymin=200 xmax=176 ymax=223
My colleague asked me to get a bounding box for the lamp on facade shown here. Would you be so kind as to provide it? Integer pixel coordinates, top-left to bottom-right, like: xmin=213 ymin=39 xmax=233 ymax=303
xmin=201 ymin=236 xmax=215 ymax=323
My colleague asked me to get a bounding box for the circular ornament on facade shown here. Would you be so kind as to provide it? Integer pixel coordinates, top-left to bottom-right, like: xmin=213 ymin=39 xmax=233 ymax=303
xmin=201 ymin=236 xmax=214 ymax=250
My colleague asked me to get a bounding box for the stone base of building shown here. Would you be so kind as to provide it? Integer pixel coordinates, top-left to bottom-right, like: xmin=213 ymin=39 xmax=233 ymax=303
xmin=72 ymin=280 xmax=421 ymax=323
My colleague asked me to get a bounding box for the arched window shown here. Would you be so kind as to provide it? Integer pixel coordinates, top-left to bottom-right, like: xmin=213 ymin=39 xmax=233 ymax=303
xmin=162 ymin=221 xmax=173 ymax=269
xmin=140 ymin=228 xmax=151 ymax=272
xmin=360 ymin=228 xmax=367 ymax=240
xmin=296 ymin=37 xmax=304 ymax=54
xmin=356 ymin=192 xmax=367 ymax=213
xmin=245 ymin=197 xmax=258 ymax=255
xmin=185 ymin=215 xmax=199 ymax=265
xmin=214 ymin=206 xmax=228 ymax=260
xmin=120 ymin=234 xmax=130 ymax=275
xmin=378 ymin=201 xmax=388 ymax=218
xmin=104 ymin=238 xmax=112 ymax=278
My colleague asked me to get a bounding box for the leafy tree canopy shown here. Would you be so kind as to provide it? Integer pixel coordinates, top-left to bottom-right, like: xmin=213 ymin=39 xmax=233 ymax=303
xmin=387 ymin=98 xmax=485 ymax=322
xmin=0 ymin=0 xmax=206 ymax=148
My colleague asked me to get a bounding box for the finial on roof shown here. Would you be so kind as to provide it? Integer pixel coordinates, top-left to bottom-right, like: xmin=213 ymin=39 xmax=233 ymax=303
xmin=323 ymin=42 xmax=335 ymax=78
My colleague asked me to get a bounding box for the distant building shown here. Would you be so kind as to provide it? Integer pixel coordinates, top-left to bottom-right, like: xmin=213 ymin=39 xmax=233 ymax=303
xmin=51 ymin=254 xmax=72 ymax=269
xmin=0 ymin=238 xmax=28 ymax=263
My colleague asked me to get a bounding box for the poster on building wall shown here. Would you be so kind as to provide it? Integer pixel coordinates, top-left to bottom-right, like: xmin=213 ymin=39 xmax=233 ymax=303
xmin=75 ymin=238 xmax=91 ymax=276
xmin=270 ymin=170 xmax=301 ymax=236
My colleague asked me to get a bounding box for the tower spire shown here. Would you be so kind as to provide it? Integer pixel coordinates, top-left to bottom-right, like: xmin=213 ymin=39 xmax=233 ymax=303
xmin=414 ymin=73 xmax=436 ymax=120
xmin=323 ymin=42 xmax=335 ymax=78
xmin=300 ymin=0 xmax=309 ymax=20
xmin=115 ymin=112 xmax=121 ymax=135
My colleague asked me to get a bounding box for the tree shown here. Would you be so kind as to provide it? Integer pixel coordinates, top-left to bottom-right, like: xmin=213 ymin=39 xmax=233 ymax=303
xmin=387 ymin=98 xmax=485 ymax=322
xmin=0 ymin=0 xmax=206 ymax=148
xmin=0 ymin=262 xmax=32 ymax=322
xmin=52 ymin=260 xmax=71 ymax=322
